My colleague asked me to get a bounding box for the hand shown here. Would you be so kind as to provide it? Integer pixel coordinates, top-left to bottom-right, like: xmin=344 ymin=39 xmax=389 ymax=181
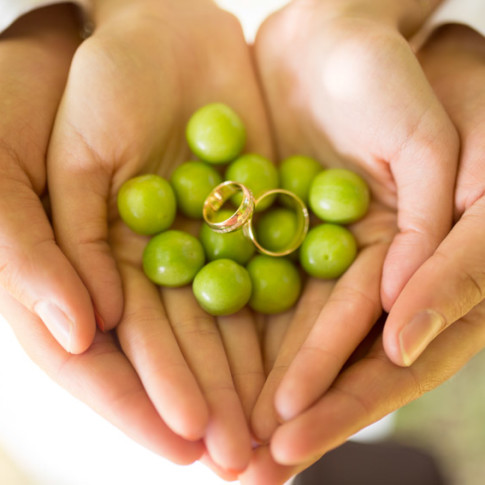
xmin=247 ymin=0 xmax=454 ymax=441
xmin=253 ymin=0 xmax=458 ymax=311
xmin=244 ymin=19 xmax=485 ymax=485
xmin=383 ymin=24 xmax=485 ymax=365
xmin=0 ymin=5 xmax=100 ymax=353
xmin=0 ymin=286 xmax=204 ymax=465
xmin=47 ymin=0 xmax=271 ymax=473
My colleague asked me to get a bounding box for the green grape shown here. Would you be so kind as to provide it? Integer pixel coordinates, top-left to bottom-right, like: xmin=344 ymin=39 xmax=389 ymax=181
xmin=143 ymin=230 xmax=205 ymax=287
xmin=171 ymin=160 xmax=222 ymax=218
xmin=225 ymin=154 xmax=279 ymax=211
xmin=186 ymin=103 xmax=246 ymax=164
xmin=247 ymin=255 xmax=301 ymax=314
xmin=199 ymin=209 xmax=255 ymax=265
xmin=300 ymin=223 xmax=357 ymax=279
xmin=255 ymin=208 xmax=298 ymax=253
xmin=193 ymin=259 xmax=252 ymax=316
xmin=309 ymin=168 xmax=370 ymax=223
xmin=279 ymin=155 xmax=322 ymax=205
xmin=117 ymin=174 xmax=176 ymax=235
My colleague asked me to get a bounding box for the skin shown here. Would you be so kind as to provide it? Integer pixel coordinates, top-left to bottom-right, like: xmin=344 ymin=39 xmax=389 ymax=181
xmin=0 ymin=6 xmax=96 ymax=355
xmin=249 ymin=0 xmax=458 ymax=445
xmin=0 ymin=1 xmax=203 ymax=467
xmin=46 ymin=0 xmax=274 ymax=474
xmin=240 ymin=16 xmax=485 ymax=485
xmin=4 ymin=1 xmax=484 ymax=483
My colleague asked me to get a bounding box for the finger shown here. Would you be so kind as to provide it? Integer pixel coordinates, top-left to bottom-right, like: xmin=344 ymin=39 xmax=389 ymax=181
xmin=274 ymin=243 xmax=386 ymax=423
xmin=0 ymin=175 xmax=95 ymax=353
xmin=163 ymin=286 xmax=252 ymax=473
xmin=250 ymin=278 xmax=334 ymax=444
xmin=216 ymin=308 xmax=266 ymax=420
xmin=380 ymin=101 xmax=458 ymax=310
xmin=48 ymin=133 xmax=123 ymax=332
xmin=0 ymin=287 xmax=204 ymax=465
xmin=239 ymin=445 xmax=304 ymax=485
xmin=116 ymin=263 xmax=209 ymax=441
xmin=271 ymin=303 xmax=485 ymax=466
xmin=384 ymin=197 xmax=485 ymax=366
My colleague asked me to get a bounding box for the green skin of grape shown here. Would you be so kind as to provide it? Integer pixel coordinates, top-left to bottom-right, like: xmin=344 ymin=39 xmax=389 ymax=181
xmin=247 ymin=255 xmax=301 ymax=314
xmin=192 ymin=259 xmax=252 ymax=316
xmin=143 ymin=230 xmax=205 ymax=287
xmin=185 ymin=103 xmax=246 ymax=164
xmin=255 ymin=208 xmax=298 ymax=253
xmin=279 ymin=155 xmax=322 ymax=205
xmin=117 ymin=174 xmax=176 ymax=235
xmin=309 ymin=168 xmax=370 ymax=224
xmin=199 ymin=209 xmax=255 ymax=265
xmin=299 ymin=223 xmax=357 ymax=279
xmin=171 ymin=160 xmax=223 ymax=219
xmin=225 ymin=154 xmax=279 ymax=212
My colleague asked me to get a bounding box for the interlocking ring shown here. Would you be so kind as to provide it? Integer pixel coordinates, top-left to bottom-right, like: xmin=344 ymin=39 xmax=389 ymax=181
xmin=203 ymin=182 xmax=309 ymax=257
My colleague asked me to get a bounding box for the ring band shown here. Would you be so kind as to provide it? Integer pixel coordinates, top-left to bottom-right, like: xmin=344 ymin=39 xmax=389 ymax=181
xmin=244 ymin=189 xmax=310 ymax=257
xmin=202 ymin=181 xmax=254 ymax=234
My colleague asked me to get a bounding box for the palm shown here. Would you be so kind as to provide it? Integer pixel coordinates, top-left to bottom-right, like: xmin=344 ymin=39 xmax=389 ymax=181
xmin=47 ymin=2 xmax=272 ymax=474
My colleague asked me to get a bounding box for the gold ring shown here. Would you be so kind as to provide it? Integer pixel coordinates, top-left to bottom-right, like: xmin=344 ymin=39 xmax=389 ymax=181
xmin=202 ymin=181 xmax=255 ymax=233
xmin=243 ymin=189 xmax=310 ymax=257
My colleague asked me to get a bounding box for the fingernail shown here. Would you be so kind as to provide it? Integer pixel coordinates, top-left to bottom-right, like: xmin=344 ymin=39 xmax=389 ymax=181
xmin=35 ymin=301 xmax=73 ymax=353
xmin=399 ymin=309 xmax=445 ymax=366
xmin=94 ymin=307 xmax=106 ymax=332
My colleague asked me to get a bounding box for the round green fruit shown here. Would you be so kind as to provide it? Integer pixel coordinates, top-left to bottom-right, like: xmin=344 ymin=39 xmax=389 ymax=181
xmin=186 ymin=103 xmax=246 ymax=164
xmin=309 ymin=168 xmax=370 ymax=223
xmin=299 ymin=223 xmax=357 ymax=279
xmin=193 ymin=259 xmax=252 ymax=316
xmin=143 ymin=230 xmax=205 ymax=287
xmin=170 ymin=161 xmax=222 ymax=218
xmin=117 ymin=174 xmax=176 ymax=235
xmin=199 ymin=209 xmax=255 ymax=265
xmin=225 ymin=154 xmax=279 ymax=211
xmin=247 ymin=255 xmax=301 ymax=314
xmin=279 ymin=155 xmax=322 ymax=205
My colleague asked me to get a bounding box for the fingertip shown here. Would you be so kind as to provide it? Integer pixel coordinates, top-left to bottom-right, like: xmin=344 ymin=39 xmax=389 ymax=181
xmin=381 ymin=234 xmax=434 ymax=312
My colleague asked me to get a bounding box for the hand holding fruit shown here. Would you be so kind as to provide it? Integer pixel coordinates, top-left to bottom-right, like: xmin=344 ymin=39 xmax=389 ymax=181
xmin=47 ymin=0 xmax=273 ymax=474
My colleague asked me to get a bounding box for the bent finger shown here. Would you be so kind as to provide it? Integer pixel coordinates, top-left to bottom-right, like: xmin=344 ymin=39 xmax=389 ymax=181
xmin=0 ymin=178 xmax=95 ymax=353
xmin=384 ymin=197 xmax=485 ymax=366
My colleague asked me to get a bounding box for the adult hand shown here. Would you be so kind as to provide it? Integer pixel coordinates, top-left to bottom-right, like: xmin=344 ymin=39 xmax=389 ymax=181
xmin=253 ymin=0 xmax=458 ymax=312
xmin=47 ymin=0 xmax=271 ymax=473
xmin=244 ymin=18 xmax=485 ymax=485
xmin=0 ymin=5 xmax=99 ymax=354
xmin=247 ymin=0 xmax=460 ymax=436
xmin=0 ymin=2 xmax=202 ymax=470
xmin=383 ymin=24 xmax=485 ymax=365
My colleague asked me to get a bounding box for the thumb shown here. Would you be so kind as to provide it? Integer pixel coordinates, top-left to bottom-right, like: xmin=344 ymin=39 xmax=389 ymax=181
xmin=383 ymin=197 xmax=485 ymax=366
xmin=0 ymin=174 xmax=96 ymax=353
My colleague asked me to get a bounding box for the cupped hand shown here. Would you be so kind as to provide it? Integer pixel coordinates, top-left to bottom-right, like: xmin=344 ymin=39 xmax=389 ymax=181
xmin=383 ymin=24 xmax=485 ymax=365
xmin=253 ymin=0 xmax=458 ymax=312
xmin=0 ymin=5 xmax=97 ymax=354
xmin=242 ymin=18 xmax=485 ymax=485
xmin=47 ymin=0 xmax=271 ymax=473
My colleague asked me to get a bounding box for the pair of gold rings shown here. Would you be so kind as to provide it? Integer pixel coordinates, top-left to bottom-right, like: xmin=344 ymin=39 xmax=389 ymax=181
xmin=202 ymin=181 xmax=309 ymax=257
